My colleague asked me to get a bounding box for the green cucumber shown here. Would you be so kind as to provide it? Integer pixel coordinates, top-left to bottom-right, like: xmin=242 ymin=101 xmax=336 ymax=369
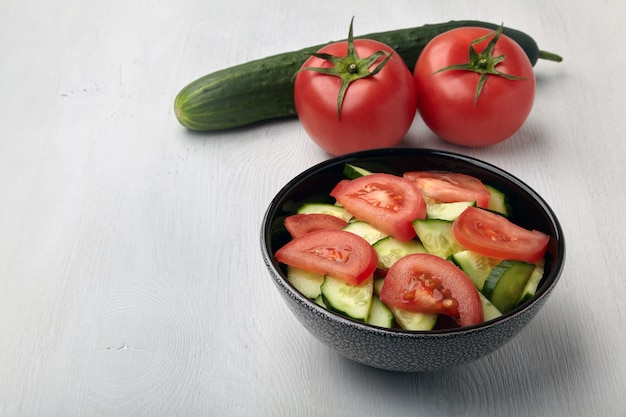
xmin=486 ymin=185 xmax=511 ymax=216
xmin=286 ymin=266 xmax=324 ymax=299
xmin=296 ymin=203 xmax=352 ymax=222
xmin=175 ymin=21 xmax=562 ymax=131
xmin=426 ymin=201 xmax=476 ymax=221
xmin=479 ymin=292 xmax=503 ymax=321
xmin=321 ymin=276 xmax=373 ymax=322
xmin=413 ymin=219 xmax=464 ymax=259
xmin=342 ymin=221 xmax=387 ymax=244
xmin=517 ymin=259 xmax=545 ymax=306
xmin=482 ymin=260 xmax=535 ymax=314
xmin=388 ymin=306 xmax=438 ymax=331
xmin=373 ymin=236 xmax=427 ymax=269
xmin=366 ymin=296 xmax=394 ymax=328
xmin=343 ymin=163 xmax=373 ymax=179
xmin=314 ymin=295 xmax=326 ymax=308
xmin=450 ymin=250 xmax=501 ymax=291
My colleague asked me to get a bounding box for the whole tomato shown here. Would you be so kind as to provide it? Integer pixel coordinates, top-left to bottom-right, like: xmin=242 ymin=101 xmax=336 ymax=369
xmin=294 ymin=21 xmax=417 ymax=156
xmin=413 ymin=26 xmax=535 ymax=147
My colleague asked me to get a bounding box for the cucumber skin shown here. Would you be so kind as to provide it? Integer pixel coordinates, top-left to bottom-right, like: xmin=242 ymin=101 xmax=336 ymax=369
xmin=175 ymin=21 xmax=543 ymax=131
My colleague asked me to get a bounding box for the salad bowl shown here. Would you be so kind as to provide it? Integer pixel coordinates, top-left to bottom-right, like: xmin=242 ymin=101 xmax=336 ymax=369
xmin=260 ymin=148 xmax=565 ymax=372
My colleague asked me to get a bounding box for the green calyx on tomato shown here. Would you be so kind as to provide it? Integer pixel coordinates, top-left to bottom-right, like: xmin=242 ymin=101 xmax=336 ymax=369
xmin=432 ymin=24 xmax=526 ymax=105
xmin=299 ymin=17 xmax=392 ymax=120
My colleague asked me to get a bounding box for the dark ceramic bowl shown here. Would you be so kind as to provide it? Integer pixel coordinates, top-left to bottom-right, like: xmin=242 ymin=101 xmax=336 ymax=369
xmin=260 ymin=148 xmax=565 ymax=372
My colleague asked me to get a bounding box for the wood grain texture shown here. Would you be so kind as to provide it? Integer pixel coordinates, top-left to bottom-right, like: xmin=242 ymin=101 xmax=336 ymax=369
xmin=1 ymin=0 xmax=625 ymax=416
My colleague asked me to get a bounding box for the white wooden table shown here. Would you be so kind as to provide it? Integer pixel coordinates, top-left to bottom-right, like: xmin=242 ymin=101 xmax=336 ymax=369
xmin=1 ymin=1 xmax=625 ymax=416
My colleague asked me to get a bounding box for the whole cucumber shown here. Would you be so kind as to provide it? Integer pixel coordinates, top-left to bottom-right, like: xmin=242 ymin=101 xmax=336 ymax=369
xmin=174 ymin=20 xmax=561 ymax=131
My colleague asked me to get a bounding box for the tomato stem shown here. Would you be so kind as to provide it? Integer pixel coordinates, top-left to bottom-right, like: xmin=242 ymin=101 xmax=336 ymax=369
xmin=432 ymin=24 xmax=526 ymax=105
xmin=300 ymin=17 xmax=392 ymax=120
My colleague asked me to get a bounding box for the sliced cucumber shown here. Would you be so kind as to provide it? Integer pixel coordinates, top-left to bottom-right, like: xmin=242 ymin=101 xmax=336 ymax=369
xmin=486 ymin=185 xmax=511 ymax=217
xmin=482 ymin=260 xmax=535 ymax=314
xmin=286 ymin=266 xmax=324 ymax=299
xmin=479 ymin=292 xmax=503 ymax=321
xmin=426 ymin=201 xmax=475 ymax=221
xmin=373 ymin=236 xmax=427 ymax=269
xmin=343 ymin=163 xmax=373 ymax=179
xmin=413 ymin=219 xmax=464 ymax=259
xmin=321 ymin=276 xmax=373 ymax=322
xmin=366 ymin=296 xmax=394 ymax=328
xmin=297 ymin=203 xmax=352 ymax=222
xmin=389 ymin=306 xmax=438 ymax=331
xmin=314 ymin=295 xmax=326 ymax=308
xmin=517 ymin=259 xmax=545 ymax=306
xmin=449 ymin=250 xmax=501 ymax=291
xmin=342 ymin=221 xmax=388 ymax=244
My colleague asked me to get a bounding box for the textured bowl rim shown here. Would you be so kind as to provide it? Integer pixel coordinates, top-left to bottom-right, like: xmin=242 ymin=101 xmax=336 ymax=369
xmin=261 ymin=147 xmax=566 ymax=338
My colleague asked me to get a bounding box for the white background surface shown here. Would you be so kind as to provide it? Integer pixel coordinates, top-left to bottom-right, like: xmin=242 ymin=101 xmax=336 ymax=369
xmin=1 ymin=1 xmax=625 ymax=416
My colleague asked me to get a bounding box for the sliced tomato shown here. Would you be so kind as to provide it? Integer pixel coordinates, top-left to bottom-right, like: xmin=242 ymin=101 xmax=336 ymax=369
xmin=452 ymin=207 xmax=549 ymax=263
xmin=404 ymin=171 xmax=491 ymax=208
xmin=379 ymin=253 xmax=483 ymax=327
xmin=275 ymin=229 xmax=377 ymax=285
xmin=284 ymin=213 xmax=348 ymax=239
xmin=330 ymin=173 xmax=426 ymax=242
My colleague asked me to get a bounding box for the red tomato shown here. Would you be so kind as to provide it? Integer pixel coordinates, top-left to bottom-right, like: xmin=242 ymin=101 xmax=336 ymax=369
xmin=413 ymin=27 xmax=535 ymax=146
xmin=294 ymin=40 xmax=417 ymax=156
xmin=275 ymin=229 xmax=377 ymax=285
xmin=379 ymin=253 xmax=483 ymax=327
xmin=284 ymin=213 xmax=348 ymax=238
xmin=453 ymin=207 xmax=549 ymax=263
xmin=330 ymin=173 xmax=426 ymax=242
xmin=404 ymin=171 xmax=491 ymax=208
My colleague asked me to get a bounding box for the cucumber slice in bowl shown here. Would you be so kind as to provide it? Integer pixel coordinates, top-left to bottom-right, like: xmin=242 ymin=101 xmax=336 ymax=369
xmin=321 ymin=276 xmax=374 ymax=322
xmin=342 ymin=221 xmax=388 ymax=244
xmin=366 ymin=296 xmax=394 ymax=328
xmin=449 ymin=249 xmax=501 ymax=291
xmin=486 ymin=184 xmax=511 ymax=216
xmin=413 ymin=219 xmax=464 ymax=259
xmin=389 ymin=306 xmax=438 ymax=331
xmin=373 ymin=236 xmax=427 ymax=270
xmin=343 ymin=163 xmax=373 ymax=179
xmin=297 ymin=203 xmax=352 ymax=222
xmin=517 ymin=259 xmax=545 ymax=306
xmin=481 ymin=260 xmax=535 ymax=314
xmin=286 ymin=266 xmax=324 ymax=299
xmin=426 ymin=201 xmax=476 ymax=221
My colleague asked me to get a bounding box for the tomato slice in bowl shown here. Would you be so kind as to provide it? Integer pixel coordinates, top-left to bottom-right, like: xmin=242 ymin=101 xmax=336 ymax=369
xmin=284 ymin=213 xmax=349 ymax=239
xmin=404 ymin=171 xmax=491 ymax=208
xmin=379 ymin=253 xmax=483 ymax=327
xmin=452 ymin=206 xmax=550 ymax=263
xmin=275 ymin=229 xmax=378 ymax=285
xmin=330 ymin=173 xmax=426 ymax=242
